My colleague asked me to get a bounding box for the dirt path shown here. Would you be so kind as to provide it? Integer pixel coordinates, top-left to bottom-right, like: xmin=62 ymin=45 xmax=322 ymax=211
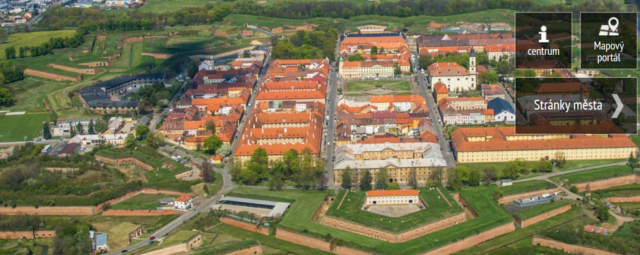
xmin=608 ymin=211 xmax=635 ymax=233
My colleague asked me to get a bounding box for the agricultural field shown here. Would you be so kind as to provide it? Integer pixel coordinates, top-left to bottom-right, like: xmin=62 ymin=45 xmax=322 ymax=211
xmin=513 ymin=200 xmax=576 ymax=220
xmin=591 ymin=184 xmax=640 ymax=199
xmin=226 ymin=185 xmax=512 ymax=255
xmin=0 ymin=30 xmax=77 ymax=59
xmin=0 ymin=113 xmax=48 ymax=142
xmin=549 ymin=165 xmax=635 ymax=187
xmin=499 ymin=180 xmax=558 ymax=196
xmin=558 ymin=159 xmax=627 ymax=171
xmin=110 ymin=194 xmax=178 ymax=210
xmin=326 ymin=188 xmax=463 ymax=233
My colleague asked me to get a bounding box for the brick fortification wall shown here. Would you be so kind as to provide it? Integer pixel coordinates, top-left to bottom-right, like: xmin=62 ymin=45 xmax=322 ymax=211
xmin=0 ymin=231 xmax=56 ymax=239
xmin=46 ymin=63 xmax=99 ymax=75
xmin=224 ymin=245 xmax=262 ymax=255
xmin=24 ymin=68 xmax=81 ymax=82
xmin=573 ymin=175 xmax=637 ymax=192
xmin=220 ymin=217 xmax=269 ymax=235
xmin=453 ymin=193 xmax=478 ymax=217
xmin=498 ymin=188 xmax=562 ymax=204
xmin=95 ymin=155 xmax=154 ymax=170
xmin=605 ymin=196 xmax=640 ymax=203
xmin=323 ymin=212 xmax=466 ymax=243
xmin=0 ymin=206 xmax=94 ymax=216
xmin=275 ymin=229 xmax=372 ymax=255
xmin=421 ymin=223 xmax=515 ymax=255
xmin=516 ymin=204 xmax=573 ymax=228
xmin=102 ymin=209 xmax=181 ymax=216
xmin=531 ymin=236 xmax=621 ymax=255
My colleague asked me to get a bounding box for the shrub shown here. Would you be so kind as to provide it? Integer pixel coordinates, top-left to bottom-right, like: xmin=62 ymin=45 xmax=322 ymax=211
xmin=569 ymin=186 xmax=578 ymax=193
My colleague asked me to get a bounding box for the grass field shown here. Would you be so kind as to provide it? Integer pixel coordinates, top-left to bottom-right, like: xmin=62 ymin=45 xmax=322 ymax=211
xmin=558 ymin=159 xmax=627 ymax=171
xmin=0 ymin=113 xmax=49 ymax=141
xmin=110 ymin=194 xmax=177 ymax=210
xmin=346 ymin=80 xmax=411 ymax=92
xmin=549 ymin=165 xmax=635 ymax=186
xmin=0 ymin=30 xmax=76 ymax=59
xmin=499 ymin=180 xmax=558 ymax=196
xmin=454 ymin=206 xmax=591 ymax=255
xmin=325 ymin=188 xmax=463 ymax=233
xmin=138 ymin=0 xmax=216 ymax=13
xmin=591 ymin=184 xmax=640 ymax=199
xmin=227 ymin=185 xmax=512 ymax=254
xmin=107 ymin=222 xmax=143 ymax=250
xmin=513 ymin=200 xmax=575 ymax=220
xmin=4 ymin=78 xmax=71 ymax=113
xmin=614 ymin=202 xmax=640 ymax=211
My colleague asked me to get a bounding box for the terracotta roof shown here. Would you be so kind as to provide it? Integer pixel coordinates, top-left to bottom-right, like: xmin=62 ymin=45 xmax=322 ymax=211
xmin=370 ymin=95 xmax=425 ymax=104
xmin=175 ymin=194 xmax=191 ymax=202
xmin=366 ymin=190 xmax=419 ymax=197
xmin=433 ymin=82 xmax=448 ymax=94
xmin=427 ymin=62 xmax=470 ymax=76
xmin=484 ymin=44 xmax=515 ymax=52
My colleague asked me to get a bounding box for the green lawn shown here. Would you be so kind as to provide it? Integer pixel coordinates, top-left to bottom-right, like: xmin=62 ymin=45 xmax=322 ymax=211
xmin=0 ymin=30 xmax=76 ymax=59
xmin=227 ymin=185 xmax=512 ymax=254
xmin=513 ymin=200 xmax=576 ymax=220
xmin=325 ymin=188 xmax=463 ymax=233
xmin=591 ymin=184 xmax=640 ymax=199
xmin=549 ymin=165 xmax=635 ymax=186
xmin=0 ymin=113 xmax=49 ymax=141
xmin=4 ymin=78 xmax=69 ymax=113
xmin=558 ymin=159 xmax=627 ymax=171
xmin=499 ymin=180 xmax=558 ymax=196
xmin=346 ymin=80 xmax=411 ymax=92
xmin=110 ymin=194 xmax=177 ymax=210
xmin=454 ymin=206 xmax=590 ymax=255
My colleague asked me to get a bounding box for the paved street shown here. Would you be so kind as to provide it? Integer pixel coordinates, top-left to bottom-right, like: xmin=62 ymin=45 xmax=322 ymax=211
xmin=412 ymin=51 xmax=457 ymax=169
xmin=321 ymin=36 xmax=342 ymax=187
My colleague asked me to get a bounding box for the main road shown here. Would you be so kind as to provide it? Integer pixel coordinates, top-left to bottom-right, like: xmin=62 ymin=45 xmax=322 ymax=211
xmin=322 ymin=36 xmax=342 ymax=187
xmin=106 ymin=49 xmax=273 ymax=255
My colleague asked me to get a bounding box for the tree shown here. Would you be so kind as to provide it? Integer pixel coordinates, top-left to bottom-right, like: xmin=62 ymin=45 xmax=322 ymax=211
xmin=94 ymin=119 xmax=108 ymax=133
xmin=187 ymin=59 xmax=200 ymax=79
xmin=359 ymin=170 xmax=372 ymax=191
xmin=346 ymin=53 xmax=364 ymax=61
xmin=536 ymin=158 xmax=553 ymax=172
xmin=393 ymin=63 xmax=401 ymax=75
xmin=387 ymin=182 xmax=400 ymax=190
xmin=569 ymin=186 xmax=578 ymax=193
xmin=282 ymin=149 xmax=300 ymax=178
xmin=478 ymin=71 xmax=498 ymax=84
xmin=594 ymin=200 xmax=610 ymax=222
xmin=203 ymin=135 xmax=223 ymax=154
xmin=407 ymin=169 xmax=418 ymax=189
xmin=374 ymin=168 xmax=389 ymax=190
xmin=42 ymin=122 xmax=51 ymax=139
xmin=87 ymin=119 xmax=95 ymax=134
xmin=201 ymin=160 xmax=215 ymax=183
xmin=629 ymin=152 xmax=639 ymax=167
xmin=146 ymin=132 xmax=165 ymax=149
xmin=482 ymin=165 xmax=499 ymax=184
xmin=0 ymin=87 xmax=11 ymax=106
xmin=448 ymin=169 xmax=463 ymax=191
xmin=5 ymin=46 xmax=15 ymax=59
xmin=502 ymin=161 xmax=520 ymax=179
xmin=135 ymin=125 xmax=150 ymax=139
xmin=468 ymin=169 xmax=481 ymax=186
xmin=429 ymin=167 xmax=445 ymax=187
xmin=418 ymin=54 xmax=434 ymax=69
xmin=18 ymin=47 xmax=25 ymax=58
xmin=217 ymin=144 xmax=232 ymax=157
xmin=139 ymin=99 xmax=153 ymax=114
xmin=370 ymin=46 xmax=378 ymax=55
xmin=341 ymin=167 xmax=352 ymax=189
xmin=0 ymin=28 xmax=7 ymax=44
xmin=205 ymin=119 xmax=216 ymax=133
xmin=75 ymin=122 xmax=84 ymax=135
xmin=124 ymin=134 xmax=136 ymax=148
xmin=455 ymin=166 xmax=470 ymax=183
xmin=553 ymin=151 xmax=566 ymax=168
xmin=492 ymin=188 xmax=503 ymax=201
xmin=69 ymin=125 xmax=76 ymax=137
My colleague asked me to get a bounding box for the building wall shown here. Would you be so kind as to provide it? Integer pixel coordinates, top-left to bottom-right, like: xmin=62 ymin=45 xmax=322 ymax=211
xmin=24 ymin=68 xmax=81 ymax=82
xmin=531 ymin=237 xmax=620 ymax=255
xmin=573 ymin=174 xmax=637 ymax=192
xmin=102 ymin=209 xmax=181 ymax=216
xmin=0 ymin=231 xmax=56 ymax=239
xmin=275 ymin=229 xmax=372 ymax=255
xmin=334 ymin=166 xmax=443 ymax=185
xmin=365 ymin=195 xmax=419 ymax=205
xmin=497 ymin=188 xmax=562 ymax=204
xmin=0 ymin=206 xmax=95 ymax=216
xmin=605 ymin=195 xmax=640 ymax=203
xmin=422 ymin=222 xmax=515 ymax=255
xmin=430 ymin=74 xmax=476 ymax=92
xmin=220 ymin=217 xmax=269 ymax=235
xmin=46 ymin=63 xmax=99 ymax=75
xmin=456 ymin=147 xmax=636 ymax=163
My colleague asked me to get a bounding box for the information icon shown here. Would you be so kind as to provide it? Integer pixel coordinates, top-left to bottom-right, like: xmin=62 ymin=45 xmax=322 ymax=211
xmin=599 ymin=17 xmax=619 ymax=36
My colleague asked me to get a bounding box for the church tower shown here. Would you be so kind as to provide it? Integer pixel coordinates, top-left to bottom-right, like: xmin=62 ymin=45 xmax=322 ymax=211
xmin=469 ymin=48 xmax=476 ymax=75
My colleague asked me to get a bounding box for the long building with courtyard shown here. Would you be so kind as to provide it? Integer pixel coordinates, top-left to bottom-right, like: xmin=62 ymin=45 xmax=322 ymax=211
xmin=450 ymin=127 xmax=637 ymax=163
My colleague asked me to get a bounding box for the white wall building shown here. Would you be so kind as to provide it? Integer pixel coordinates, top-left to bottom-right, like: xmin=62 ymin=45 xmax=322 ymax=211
xmin=427 ymin=49 xmax=477 ymax=92
xmin=365 ymin=190 xmax=419 ymax=205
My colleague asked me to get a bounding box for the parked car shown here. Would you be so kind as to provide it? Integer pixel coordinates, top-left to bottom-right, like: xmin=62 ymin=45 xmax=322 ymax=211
xmin=121 ymin=250 xmax=128 ymax=253
xmin=150 ymin=236 xmax=156 ymax=240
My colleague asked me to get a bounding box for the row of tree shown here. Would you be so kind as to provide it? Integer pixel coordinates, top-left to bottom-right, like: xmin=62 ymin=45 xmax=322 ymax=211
xmin=271 ymin=28 xmax=338 ymax=60
xmin=5 ymin=30 xmax=85 ymax=59
xmin=230 ymin=147 xmax=325 ymax=189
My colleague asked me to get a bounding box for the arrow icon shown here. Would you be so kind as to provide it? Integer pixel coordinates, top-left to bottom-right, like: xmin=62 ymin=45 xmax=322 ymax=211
xmin=612 ymin=94 xmax=623 ymax=118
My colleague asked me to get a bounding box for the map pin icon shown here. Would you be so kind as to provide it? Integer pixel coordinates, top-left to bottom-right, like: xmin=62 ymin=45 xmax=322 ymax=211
xmin=608 ymin=17 xmax=619 ymax=32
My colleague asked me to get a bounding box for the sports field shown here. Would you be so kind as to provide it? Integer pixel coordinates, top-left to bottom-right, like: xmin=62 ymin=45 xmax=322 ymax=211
xmin=0 ymin=113 xmax=48 ymax=141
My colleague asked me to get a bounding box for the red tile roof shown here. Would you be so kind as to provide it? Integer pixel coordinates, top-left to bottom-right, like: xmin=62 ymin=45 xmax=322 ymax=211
xmin=366 ymin=190 xmax=419 ymax=197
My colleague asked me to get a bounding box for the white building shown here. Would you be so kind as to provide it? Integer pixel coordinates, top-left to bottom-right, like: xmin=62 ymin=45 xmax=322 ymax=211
xmin=69 ymin=134 xmax=126 ymax=146
xmin=365 ymin=190 xmax=419 ymax=205
xmin=199 ymin=60 xmax=214 ymax=71
xmin=52 ymin=118 xmax=99 ymax=136
xmin=487 ymin=98 xmax=515 ymax=123
xmin=174 ymin=194 xmax=193 ymax=210
xmin=427 ymin=49 xmax=477 ymax=92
